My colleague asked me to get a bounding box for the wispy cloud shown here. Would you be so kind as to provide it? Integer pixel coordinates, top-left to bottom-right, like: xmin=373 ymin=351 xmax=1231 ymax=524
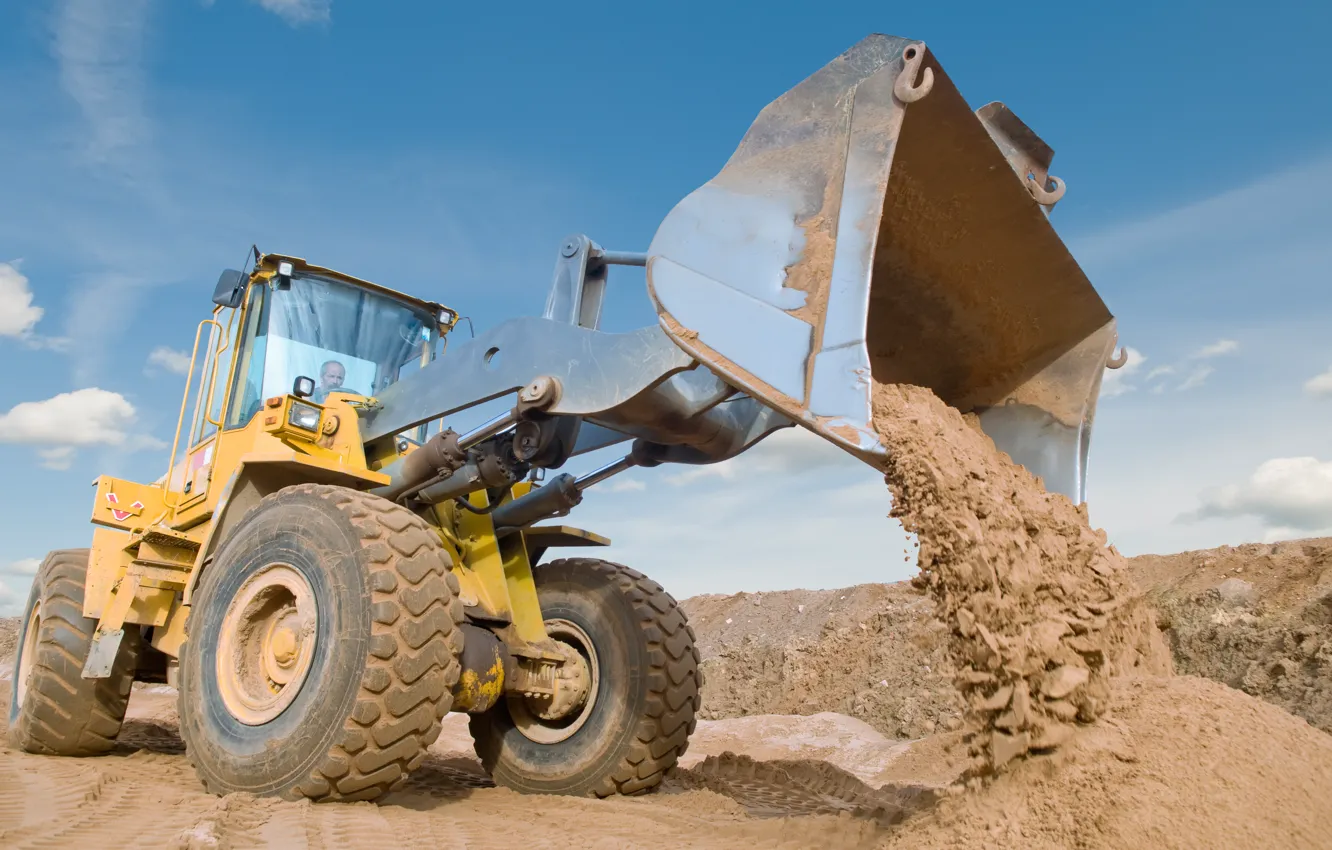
xmin=52 ymin=0 xmax=155 ymax=182
xmin=1304 ymin=366 xmax=1332 ymax=398
xmin=1195 ymin=339 xmax=1239 ymax=358
xmin=1109 ymin=337 xmax=1240 ymax=397
xmin=254 ymin=0 xmax=331 ymax=26
xmin=1072 ymin=157 xmax=1332 ymax=298
xmin=1176 ymin=364 xmax=1214 ymax=392
xmin=5 ymin=558 xmax=40 ymax=576
xmin=146 ymin=346 xmax=193 ymax=376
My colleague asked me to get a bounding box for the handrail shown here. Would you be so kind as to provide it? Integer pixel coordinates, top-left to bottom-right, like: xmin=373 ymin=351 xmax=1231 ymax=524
xmin=203 ymin=309 xmax=238 ymax=429
xmin=162 ymin=318 xmax=221 ymax=509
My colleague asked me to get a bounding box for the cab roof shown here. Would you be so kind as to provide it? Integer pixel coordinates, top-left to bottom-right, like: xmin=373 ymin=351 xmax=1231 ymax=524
xmin=253 ymin=251 xmax=457 ymax=327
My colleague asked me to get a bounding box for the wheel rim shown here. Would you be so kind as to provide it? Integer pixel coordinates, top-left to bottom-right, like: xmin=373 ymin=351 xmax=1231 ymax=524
xmin=15 ymin=601 xmax=41 ymax=707
xmin=215 ymin=563 xmax=318 ymax=726
xmin=511 ymin=618 xmax=599 ymax=745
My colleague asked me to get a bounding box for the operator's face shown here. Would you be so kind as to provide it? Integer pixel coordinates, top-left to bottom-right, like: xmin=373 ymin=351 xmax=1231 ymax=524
xmin=321 ymin=363 xmax=345 ymax=389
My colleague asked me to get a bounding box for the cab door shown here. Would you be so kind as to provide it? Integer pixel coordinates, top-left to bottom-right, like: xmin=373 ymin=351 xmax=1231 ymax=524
xmin=171 ymin=305 xmax=238 ymax=514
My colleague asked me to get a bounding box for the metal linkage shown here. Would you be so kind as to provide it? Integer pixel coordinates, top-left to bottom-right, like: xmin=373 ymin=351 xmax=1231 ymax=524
xmin=491 ymin=451 xmax=645 ymax=533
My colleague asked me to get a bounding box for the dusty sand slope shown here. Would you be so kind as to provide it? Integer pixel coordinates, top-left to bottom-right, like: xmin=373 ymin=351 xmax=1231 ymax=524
xmin=881 ymin=675 xmax=1332 ymax=849
xmin=1129 ymin=537 xmax=1332 ymax=733
xmin=682 ymin=585 xmax=959 ymax=739
xmin=681 ymin=541 xmax=1332 ymax=742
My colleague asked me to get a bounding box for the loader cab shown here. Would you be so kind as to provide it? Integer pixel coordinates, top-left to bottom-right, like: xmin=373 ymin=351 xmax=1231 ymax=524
xmin=166 ymin=255 xmax=457 ymax=506
xmin=218 ymin=258 xmax=450 ymax=432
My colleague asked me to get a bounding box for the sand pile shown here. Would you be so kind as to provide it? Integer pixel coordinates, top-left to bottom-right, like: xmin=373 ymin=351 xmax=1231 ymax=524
xmin=682 ymin=585 xmax=958 ymax=738
xmin=882 ymin=674 xmax=1332 ymax=849
xmin=870 ymin=384 xmax=1172 ymax=777
xmin=680 ymin=536 xmax=1332 ymax=742
xmin=1130 ymin=538 xmax=1332 ymax=733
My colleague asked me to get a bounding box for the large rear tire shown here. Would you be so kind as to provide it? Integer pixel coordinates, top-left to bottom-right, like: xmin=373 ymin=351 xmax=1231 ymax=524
xmin=469 ymin=557 xmax=701 ymax=796
xmin=177 ymin=484 xmax=464 ymax=802
xmin=7 ymin=549 xmax=141 ymax=755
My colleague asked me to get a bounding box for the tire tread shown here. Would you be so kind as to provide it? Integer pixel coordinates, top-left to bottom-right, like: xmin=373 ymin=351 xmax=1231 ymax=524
xmin=472 ymin=557 xmax=701 ymax=798
xmin=8 ymin=549 xmax=140 ymax=756
xmin=181 ymin=484 xmax=463 ymax=803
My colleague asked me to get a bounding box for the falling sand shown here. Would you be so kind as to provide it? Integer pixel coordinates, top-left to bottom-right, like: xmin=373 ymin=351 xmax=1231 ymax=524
xmin=870 ymin=383 xmax=1173 ymax=778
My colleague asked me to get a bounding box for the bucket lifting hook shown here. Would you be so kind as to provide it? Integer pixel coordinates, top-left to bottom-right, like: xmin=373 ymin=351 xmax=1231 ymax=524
xmin=1106 ymin=345 xmax=1129 ymax=370
xmin=894 ymin=43 xmax=934 ymax=103
xmin=1027 ymin=174 xmax=1067 ymax=206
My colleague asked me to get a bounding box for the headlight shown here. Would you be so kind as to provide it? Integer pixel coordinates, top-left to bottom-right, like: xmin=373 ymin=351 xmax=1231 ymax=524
xmin=288 ymin=401 xmax=321 ymax=432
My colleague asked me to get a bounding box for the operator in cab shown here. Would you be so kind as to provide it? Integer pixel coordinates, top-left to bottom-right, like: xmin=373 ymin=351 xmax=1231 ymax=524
xmin=312 ymin=359 xmax=361 ymax=403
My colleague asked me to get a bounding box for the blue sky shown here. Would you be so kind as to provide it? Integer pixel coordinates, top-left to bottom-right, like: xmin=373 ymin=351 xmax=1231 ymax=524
xmin=1 ymin=0 xmax=1330 ymax=613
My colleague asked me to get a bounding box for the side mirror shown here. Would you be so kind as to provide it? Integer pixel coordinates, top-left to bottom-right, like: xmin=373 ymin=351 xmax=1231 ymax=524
xmin=292 ymin=376 xmax=315 ymax=399
xmin=212 ymin=269 xmax=247 ymax=308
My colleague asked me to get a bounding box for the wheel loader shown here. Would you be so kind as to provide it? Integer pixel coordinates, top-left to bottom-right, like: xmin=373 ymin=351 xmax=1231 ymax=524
xmin=7 ymin=35 xmax=1124 ymax=803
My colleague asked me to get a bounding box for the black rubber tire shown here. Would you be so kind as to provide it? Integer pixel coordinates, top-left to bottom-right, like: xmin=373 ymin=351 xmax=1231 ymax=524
xmin=469 ymin=557 xmax=701 ymax=797
xmin=177 ymin=483 xmax=464 ymax=803
xmin=7 ymin=549 xmax=141 ymax=755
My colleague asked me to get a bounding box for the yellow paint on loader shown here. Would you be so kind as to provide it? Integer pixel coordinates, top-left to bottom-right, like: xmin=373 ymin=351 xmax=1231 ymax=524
xmin=78 ymin=252 xmax=602 ymax=665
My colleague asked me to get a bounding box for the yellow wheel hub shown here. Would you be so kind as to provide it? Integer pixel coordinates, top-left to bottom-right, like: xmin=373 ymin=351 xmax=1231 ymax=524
xmin=511 ymin=618 xmax=599 ymax=745
xmin=216 ymin=563 xmax=318 ymax=726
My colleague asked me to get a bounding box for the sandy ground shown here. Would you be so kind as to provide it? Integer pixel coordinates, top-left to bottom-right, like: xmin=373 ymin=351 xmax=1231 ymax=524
xmin=3 ymin=671 xmax=1330 ymax=848
xmin=0 ymin=680 xmax=934 ymax=849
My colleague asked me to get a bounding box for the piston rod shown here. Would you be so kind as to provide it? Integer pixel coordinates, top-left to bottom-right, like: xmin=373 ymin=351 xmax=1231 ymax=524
xmin=491 ymin=453 xmax=639 ymax=532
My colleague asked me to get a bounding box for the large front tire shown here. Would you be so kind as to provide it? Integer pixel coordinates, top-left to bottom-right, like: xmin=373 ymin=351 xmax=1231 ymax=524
xmin=8 ymin=549 xmax=141 ymax=755
xmin=469 ymin=558 xmax=701 ymax=797
xmin=177 ymin=484 xmax=464 ymax=803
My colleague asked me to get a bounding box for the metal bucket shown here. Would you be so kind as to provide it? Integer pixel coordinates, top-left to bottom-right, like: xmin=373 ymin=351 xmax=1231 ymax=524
xmin=645 ymin=34 xmax=1121 ymax=502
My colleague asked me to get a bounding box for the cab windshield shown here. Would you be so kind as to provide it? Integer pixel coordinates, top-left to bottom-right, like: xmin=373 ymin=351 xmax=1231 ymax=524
xmin=225 ymin=272 xmax=437 ymax=429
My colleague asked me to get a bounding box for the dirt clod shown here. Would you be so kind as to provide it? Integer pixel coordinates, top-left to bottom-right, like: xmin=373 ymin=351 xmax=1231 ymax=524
xmin=870 ymin=383 xmax=1172 ymax=777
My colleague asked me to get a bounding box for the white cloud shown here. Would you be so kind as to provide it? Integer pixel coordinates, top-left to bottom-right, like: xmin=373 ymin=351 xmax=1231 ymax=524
xmin=1146 ymin=365 xmax=1175 ymax=380
xmin=0 ymin=262 xmax=43 ymax=337
xmin=604 ymin=478 xmax=646 ymax=493
xmin=1304 ymin=366 xmax=1332 ymax=398
xmin=1183 ymin=456 xmax=1332 ymax=532
xmin=1195 ymin=339 xmax=1239 ymax=358
xmin=254 ymin=0 xmax=331 ymax=25
xmin=1177 ymin=364 xmax=1214 ymax=392
xmin=0 ymin=388 xmax=165 ymax=470
xmin=146 ymin=346 xmax=192 ymax=376
xmin=6 ymin=558 xmax=40 ymax=576
xmin=1099 ymin=346 xmax=1147 ymax=398
xmin=0 ymin=388 xmax=137 ymax=447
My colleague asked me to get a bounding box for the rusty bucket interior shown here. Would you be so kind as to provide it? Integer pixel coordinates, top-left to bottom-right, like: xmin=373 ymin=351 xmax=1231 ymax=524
xmin=645 ymin=33 xmax=1119 ymax=502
